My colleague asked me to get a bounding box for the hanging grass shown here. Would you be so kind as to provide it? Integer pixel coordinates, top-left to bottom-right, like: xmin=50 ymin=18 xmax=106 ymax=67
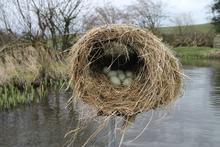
xmin=68 ymin=24 xmax=183 ymax=129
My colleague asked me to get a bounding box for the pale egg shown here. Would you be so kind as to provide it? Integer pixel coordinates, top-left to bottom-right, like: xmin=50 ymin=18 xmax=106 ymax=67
xmin=118 ymin=72 xmax=126 ymax=81
xmin=122 ymin=78 xmax=133 ymax=86
xmin=108 ymin=70 xmax=117 ymax=77
xmin=117 ymin=70 xmax=123 ymax=75
xmin=110 ymin=76 xmax=121 ymax=85
xmin=126 ymin=71 xmax=133 ymax=78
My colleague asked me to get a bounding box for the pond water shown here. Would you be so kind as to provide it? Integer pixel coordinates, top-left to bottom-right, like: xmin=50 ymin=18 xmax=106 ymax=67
xmin=0 ymin=60 xmax=220 ymax=147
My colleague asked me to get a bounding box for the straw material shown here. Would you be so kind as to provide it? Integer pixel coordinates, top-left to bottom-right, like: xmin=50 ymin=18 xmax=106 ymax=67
xmin=69 ymin=24 xmax=182 ymax=119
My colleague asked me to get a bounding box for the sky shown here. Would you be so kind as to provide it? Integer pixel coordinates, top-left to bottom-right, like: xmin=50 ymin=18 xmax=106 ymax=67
xmin=92 ymin=0 xmax=213 ymax=26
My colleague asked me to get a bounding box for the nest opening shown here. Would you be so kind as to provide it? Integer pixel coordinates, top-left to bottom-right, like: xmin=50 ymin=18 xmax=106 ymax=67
xmin=88 ymin=41 xmax=144 ymax=75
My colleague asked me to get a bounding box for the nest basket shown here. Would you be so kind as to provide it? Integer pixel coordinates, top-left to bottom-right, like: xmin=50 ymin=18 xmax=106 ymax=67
xmin=69 ymin=24 xmax=182 ymax=119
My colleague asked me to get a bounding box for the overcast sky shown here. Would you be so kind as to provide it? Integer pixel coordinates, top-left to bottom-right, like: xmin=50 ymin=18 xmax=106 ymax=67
xmin=92 ymin=0 xmax=213 ymax=26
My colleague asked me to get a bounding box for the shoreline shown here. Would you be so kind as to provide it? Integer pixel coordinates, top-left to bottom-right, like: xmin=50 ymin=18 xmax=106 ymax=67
xmin=173 ymin=47 xmax=220 ymax=59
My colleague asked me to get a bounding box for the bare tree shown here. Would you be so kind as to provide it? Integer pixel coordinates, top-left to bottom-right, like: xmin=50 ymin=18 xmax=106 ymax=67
xmin=0 ymin=0 xmax=85 ymax=50
xmin=0 ymin=7 xmax=12 ymax=34
xmin=171 ymin=13 xmax=195 ymax=35
xmin=0 ymin=1 xmax=18 ymax=45
xmin=127 ymin=0 xmax=167 ymax=34
xmin=82 ymin=4 xmax=130 ymax=31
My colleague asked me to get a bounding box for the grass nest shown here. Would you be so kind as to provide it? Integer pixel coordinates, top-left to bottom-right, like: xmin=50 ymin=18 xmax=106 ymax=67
xmin=69 ymin=24 xmax=182 ymax=123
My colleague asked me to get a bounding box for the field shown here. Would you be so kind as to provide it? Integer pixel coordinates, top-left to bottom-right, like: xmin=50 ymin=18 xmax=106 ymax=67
xmin=173 ymin=47 xmax=220 ymax=59
xmin=160 ymin=23 xmax=215 ymax=34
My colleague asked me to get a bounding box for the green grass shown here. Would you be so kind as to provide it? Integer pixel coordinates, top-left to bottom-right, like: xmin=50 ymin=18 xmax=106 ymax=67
xmin=0 ymin=85 xmax=44 ymax=109
xmin=160 ymin=23 xmax=215 ymax=34
xmin=180 ymin=58 xmax=220 ymax=68
xmin=0 ymin=79 xmax=67 ymax=110
xmin=172 ymin=47 xmax=220 ymax=59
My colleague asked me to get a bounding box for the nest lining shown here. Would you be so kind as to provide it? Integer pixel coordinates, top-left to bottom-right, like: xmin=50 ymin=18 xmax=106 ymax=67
xmin=69 ymin=24 xmax=182 ymax=118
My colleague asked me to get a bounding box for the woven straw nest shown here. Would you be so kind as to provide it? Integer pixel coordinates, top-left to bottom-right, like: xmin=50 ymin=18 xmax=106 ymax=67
xmin=69 ymin=24 xmax=182 ymax=120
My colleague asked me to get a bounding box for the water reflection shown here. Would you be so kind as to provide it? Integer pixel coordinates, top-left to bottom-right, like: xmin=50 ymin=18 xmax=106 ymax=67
xmin=181 ymin=59 xmax=220 ymax=116
xmin=0 ymin=91 xmax=77 ymax=147
xmin=210 ymin=64 xmax=220 ymax=116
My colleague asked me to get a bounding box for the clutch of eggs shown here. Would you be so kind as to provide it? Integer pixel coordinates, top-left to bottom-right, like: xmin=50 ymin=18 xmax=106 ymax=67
xmin=102 ymin=67 xmax=134 ymax=86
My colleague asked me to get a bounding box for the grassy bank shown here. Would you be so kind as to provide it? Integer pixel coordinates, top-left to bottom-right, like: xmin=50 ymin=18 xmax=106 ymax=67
xmin=173 ymin=47 xmax=220 ymax=59
xmin=0 ymin=43 xmax=68 ymax=109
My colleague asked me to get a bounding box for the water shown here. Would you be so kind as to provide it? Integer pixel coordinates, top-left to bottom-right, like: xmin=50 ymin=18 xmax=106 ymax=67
xmin=124 ymin=65 xmax=220 ymax=147
xmin=0 ymin=60 xmax=220 ymax=147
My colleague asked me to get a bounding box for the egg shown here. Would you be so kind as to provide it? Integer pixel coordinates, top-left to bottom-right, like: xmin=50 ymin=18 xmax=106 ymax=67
xmin=122 ymin=78 xmax=133 ymax=86
xmin=126 ymin=71 xmax=133 ymax=78
xmin=110 ymin=76 xmax=121 ymax=85
xmin=117 ymin=70 xmax=123 ymax=75
xmin=108 ymin=70 xmax=117 ymax=77
xmin=118 ymin=72 xmax=126 ymax=81
xmin=103 ymin=67 xmax=110 ymax=73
